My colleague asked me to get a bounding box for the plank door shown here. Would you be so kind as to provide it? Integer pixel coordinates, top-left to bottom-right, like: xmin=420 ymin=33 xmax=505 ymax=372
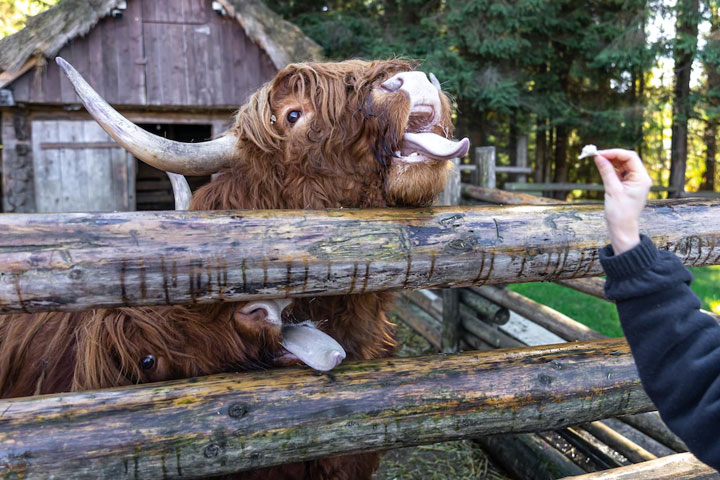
xmin=31 ymin=120 xmax=136 ymax=213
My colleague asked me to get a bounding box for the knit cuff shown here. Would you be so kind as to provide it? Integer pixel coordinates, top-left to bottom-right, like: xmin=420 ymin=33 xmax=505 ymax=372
xmin=599 ymin=235 xmax=658 ymax=280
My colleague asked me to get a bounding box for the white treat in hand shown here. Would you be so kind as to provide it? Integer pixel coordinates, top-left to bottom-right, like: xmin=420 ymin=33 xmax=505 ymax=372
xmin=578 ymin=144 xmax=598 ymax=160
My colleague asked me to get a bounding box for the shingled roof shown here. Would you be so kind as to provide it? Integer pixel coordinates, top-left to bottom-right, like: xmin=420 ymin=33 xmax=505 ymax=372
xmin=0 ymin=0 xmax=324 ymax=87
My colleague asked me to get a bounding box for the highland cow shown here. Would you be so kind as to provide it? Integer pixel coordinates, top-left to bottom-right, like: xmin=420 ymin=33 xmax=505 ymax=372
xmin=0 ymin=57 xmax=468 ymax=479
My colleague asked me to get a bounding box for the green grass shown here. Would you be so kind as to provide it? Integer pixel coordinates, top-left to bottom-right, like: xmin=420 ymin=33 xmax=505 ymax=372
xmin=508 ymin=265 xmax=720 ymax=338
xmin=689 ymin=265 xmax=720 ymax=314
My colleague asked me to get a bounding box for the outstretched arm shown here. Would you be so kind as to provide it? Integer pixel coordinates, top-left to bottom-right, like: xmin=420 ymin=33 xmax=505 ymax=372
xmin=594 ymin=148 xmax=720 ymax=469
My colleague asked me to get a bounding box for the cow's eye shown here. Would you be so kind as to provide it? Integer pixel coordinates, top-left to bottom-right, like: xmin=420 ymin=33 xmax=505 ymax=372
xmin=287 ymin=110 xmax=302 ymax=124
xmin=141 ymin=355 xmax=156 ymax=370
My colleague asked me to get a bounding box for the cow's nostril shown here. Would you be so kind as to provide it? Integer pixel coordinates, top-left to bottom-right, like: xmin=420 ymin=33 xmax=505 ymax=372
xmin=381 ymin=76 xmax=403 ymax=92
xmin=246 ymin=307 xmax=268 ymax=321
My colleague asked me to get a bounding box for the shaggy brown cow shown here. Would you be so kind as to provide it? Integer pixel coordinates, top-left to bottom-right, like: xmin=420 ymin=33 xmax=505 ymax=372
xmin=0 ymin=58 xmax=468 ymax=479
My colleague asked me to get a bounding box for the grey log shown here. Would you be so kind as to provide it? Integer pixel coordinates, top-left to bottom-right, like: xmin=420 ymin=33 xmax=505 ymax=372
xmin=0 ymin=199 xmax=719 ymax=313
xmin=0 ymin=338 xmax=654 ymax=479
xmin=459 ymin=305 xmax=524 ymax=348
xmin=558 ymin=452 xmax=719 ymax=480
xmin=471 ymin=285 xmax=607 ymax=341
xmin=580 ymin=421 xmax=657 ymax=463
xmin=475 ymin=146 xmax=496 ymax=188
xmin=617 ymin=412 xmax=689 ymax=453
xmin=459 ymin=288 xmax=510 ymax=325
xmin=476 ymin=433 xmax=586 ymax=480
xmin=391 ymin=299 xmax=441 ymax=349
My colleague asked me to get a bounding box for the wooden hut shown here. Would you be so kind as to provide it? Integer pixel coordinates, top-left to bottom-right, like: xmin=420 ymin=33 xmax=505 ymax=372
xmin=0 ymin=0 xmax=323 ymax=213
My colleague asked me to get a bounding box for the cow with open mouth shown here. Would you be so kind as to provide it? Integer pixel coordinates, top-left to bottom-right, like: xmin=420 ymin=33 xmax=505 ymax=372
xmin=0 ymin=57 xmax=469 ymax=479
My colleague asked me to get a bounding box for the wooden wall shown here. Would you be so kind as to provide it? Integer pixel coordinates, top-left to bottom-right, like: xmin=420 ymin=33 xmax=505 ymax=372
xmin=9 ymin=0 xmax=277 ymax=108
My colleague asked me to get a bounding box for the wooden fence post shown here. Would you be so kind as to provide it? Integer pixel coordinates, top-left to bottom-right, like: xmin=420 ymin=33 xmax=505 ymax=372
xmin=439 ymin=158 xmax=461 ymax=353
xmin=516 ymin=135 xmax=528 ymax=184
xmin=474 ymin=146 xmax=496 ymax=188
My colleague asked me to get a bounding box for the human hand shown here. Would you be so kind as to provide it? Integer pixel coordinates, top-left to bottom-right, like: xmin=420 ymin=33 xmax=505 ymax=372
xmin=593 ymin=149 xmax=653 ymax=254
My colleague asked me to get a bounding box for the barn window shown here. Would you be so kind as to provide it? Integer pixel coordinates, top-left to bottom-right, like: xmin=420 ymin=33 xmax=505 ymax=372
xmin=135 ymin=123 xmax=212 ymax=211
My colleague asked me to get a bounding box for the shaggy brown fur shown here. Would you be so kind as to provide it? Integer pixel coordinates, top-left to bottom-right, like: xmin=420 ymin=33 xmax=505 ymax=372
xmin=0 ymin=59 xmax=457 ymax=479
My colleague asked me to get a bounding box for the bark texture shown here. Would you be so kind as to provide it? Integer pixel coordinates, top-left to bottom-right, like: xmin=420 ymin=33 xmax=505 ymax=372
xmin=1 ymin=200 xmax=718 ymax=313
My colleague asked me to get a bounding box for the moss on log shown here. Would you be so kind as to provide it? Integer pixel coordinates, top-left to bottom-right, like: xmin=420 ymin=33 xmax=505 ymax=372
xmin=0 ymin=339 xmax=653 ymax=479
xmin=0 ymin=199 xmax=718 ymax=313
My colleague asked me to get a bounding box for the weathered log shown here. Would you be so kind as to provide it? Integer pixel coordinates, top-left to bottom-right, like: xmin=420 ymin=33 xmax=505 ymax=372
xmin=475 ymin=433 xmax=586 ymax=480
xmin=462 ymin=184 xmax=563 ymax=205
xmin=558 ymin=452 xmax=719 ymax=480
xmin=560 ymin=427 xmax=625 ymax=470
xmin=403 ymin=290 xmax=442 ymax=319
xmin=504 ymin=182 xmax=675 ymax=193
xmin=600 ymin=418 xmax=676 ymax=458
xmin=617 ymin=412 xmax=688 ymax=453
xmin=0 ymin=338 xmax=654 ymax=479
xmin=461 ymin=332 xmax=495 ymax=351
xmin=391 ymin=300 xmax=441 ymax=349
xmin=459 ymin=289 xmax=510 ymax=325
xmin=460 ymin=305 xmax=524 ymax=348
xmin=469 ymin=285 xmax=687 ymax=456
xmin=441 ymin=288 xmax=461 ymax=352
xmin=0 ymin=199 xmax=718 ymax=314
xmin=580 ymin=421 xmax=657 ymax=464
xmin=471 ymin=285 xmax=606 ymax=341
xmin=556 ymin=277 xmax=607 ymax=299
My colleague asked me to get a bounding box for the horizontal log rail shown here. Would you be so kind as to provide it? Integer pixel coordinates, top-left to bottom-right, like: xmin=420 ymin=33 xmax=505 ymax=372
xmin=461 ymin=184 xmax=563 ymax=205
xmin=559 ymin=452 xmax=719 ymax=479
xmin=0 ymin=199 xmax=718 ymax=313
xmin=0 ymin=338 xmax=653 ymax=479
xmin=504 ymin=182 xmax=676 ymax=193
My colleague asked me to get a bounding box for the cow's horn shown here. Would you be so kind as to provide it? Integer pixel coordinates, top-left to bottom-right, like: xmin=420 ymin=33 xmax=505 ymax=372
xmin=56 ymin=57 xmax=236 ymax=176
xmin=167 ymin=173 xmax=192 ymax=210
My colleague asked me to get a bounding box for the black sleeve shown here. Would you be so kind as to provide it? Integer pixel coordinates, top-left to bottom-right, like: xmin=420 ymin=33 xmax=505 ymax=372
xmin=600 ymin=235 xmax=720 ymax=469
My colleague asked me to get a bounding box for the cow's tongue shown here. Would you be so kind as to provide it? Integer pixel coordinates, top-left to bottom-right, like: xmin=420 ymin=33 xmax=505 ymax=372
xmin=401 ymin=132 xmax=470 ymax=160
xmin=282 ymin=322 xmax=346 ymax=371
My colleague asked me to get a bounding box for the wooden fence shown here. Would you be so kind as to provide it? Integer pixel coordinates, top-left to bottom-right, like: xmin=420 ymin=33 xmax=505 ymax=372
xmin=0 ymin=197 xmax=718 ymax=478
xmin=392 ymin=157 xmax=718 ymax=478
xmin=1 ymin=200 xmax=718 ymax=314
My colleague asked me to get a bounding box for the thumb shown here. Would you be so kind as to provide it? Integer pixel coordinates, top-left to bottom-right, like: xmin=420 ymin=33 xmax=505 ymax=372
xmin=594 ymin=155 xmax=623 ymax=194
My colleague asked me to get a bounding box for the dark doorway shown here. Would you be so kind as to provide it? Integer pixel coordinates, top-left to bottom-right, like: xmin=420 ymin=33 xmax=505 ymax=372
xmin=135 ymin=123 xmax=213 ymax=210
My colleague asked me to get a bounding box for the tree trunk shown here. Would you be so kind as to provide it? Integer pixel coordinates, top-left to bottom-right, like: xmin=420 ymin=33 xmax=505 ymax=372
xmin=509 ymin=110 xmax=518 ymax=168
xmin=534 ymin=117 xmax=546 ymax=184
xmin=702 ymin=3 xmax=720 ymax=192
xmin=702 ymin=119 xmax=717 ymax=191
xmin=553 ymin=124 xmax=569 ymax=198
xmin=669 ymin=0 xmax=700 ymax=198
xmin=0 ymin=338 xmax=654 ymax=479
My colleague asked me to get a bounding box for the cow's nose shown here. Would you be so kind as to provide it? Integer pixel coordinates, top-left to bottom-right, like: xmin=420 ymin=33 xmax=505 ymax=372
xmin=380 ymin=76 xmax=403 ymax=92
xmin=380 ymin=72 xmax=441 ymax=125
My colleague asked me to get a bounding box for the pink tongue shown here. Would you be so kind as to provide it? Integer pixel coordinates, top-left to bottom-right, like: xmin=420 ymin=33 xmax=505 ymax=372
xmin=282 ymin=322 xmax=346 ymax=371
xmin=402 ymin=133 xmax=470 ymax=160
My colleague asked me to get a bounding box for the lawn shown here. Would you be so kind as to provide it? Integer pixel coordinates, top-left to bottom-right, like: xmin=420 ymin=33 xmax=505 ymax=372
xmin=508 ymin=265 xmax=719 ymax=338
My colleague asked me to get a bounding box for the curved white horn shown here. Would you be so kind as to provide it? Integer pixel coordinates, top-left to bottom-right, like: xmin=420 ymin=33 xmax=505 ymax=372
xmin=429 ymin=72 xmax=442 ymax=91
xmin=56 ymin=57 xmax=236 ymax=176
xmin=167 ymin=173 xmax=192 ymax=210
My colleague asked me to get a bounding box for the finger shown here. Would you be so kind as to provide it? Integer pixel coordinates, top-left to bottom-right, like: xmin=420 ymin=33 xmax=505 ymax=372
xmin=594 ymin=155 xmax=623 ymax=194
xmin=596 ymin=148 xmax=645 ymax=176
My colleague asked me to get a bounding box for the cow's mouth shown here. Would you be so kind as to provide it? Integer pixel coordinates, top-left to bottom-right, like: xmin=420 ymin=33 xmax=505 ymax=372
xmin=240 ymin=299 xmax=346 ymax=371
xmin=395 ymin=109 xmax=469 ymax=165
